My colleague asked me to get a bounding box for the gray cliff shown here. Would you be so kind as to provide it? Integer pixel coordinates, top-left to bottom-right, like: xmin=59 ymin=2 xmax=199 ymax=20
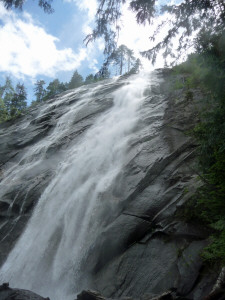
xmin=0 ymin=70 xmax=219 ymax=299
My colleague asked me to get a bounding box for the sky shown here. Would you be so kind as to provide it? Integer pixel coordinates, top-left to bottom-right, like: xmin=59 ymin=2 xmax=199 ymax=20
xmin=0 ymin=0 xmax=184 ymax=104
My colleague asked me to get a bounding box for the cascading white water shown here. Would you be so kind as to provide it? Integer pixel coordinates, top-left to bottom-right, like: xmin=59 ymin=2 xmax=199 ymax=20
xmin=0 ymin=73 xmax=150 ymax=300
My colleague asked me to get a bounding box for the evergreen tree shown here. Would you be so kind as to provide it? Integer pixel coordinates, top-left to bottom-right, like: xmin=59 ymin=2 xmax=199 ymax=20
xmin=105 ymin=44 xmax=137 ymax=76
xmin=85 ymin=74 xmax=95 ymax=85
xmin=0 ymin=97 xmax=9 ymax=123
xmin=3 ymin=77 xmax=14 ymax=113
xmin=30 ymin=100 xmax=38 ymax=107
xmin=94 ymin=63 xmax=110 ymax=81
xmin=109 ymin=45 xmax=127 ymax=75
xmin=1 ymin=0 xmax=54 ymax=13
xmin=68 ymin=70 xmax=84 ymax=89
xmin=130 ymin=58 xmax=142 ymax=74
xmin=45 ymin=79 xmax=67 ymax=100
xmin=118 ymin=45 xmax=127 ymax=75
xmin=34 ymin=80 xmax=46 ymax=103
xmin=127 ymin=48 xmax=135 ymax=72
xmin=0 ymin=85 xmax=4 ymax=98
xmin=10 ymin=83 xmax=27 ymax=117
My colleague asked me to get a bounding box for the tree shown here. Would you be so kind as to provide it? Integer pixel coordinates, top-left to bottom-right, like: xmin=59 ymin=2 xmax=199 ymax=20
xmin=103 ymin=44 xmax=137 ymax=76
xmin=2 ymin=77 xmax=14 ymax=113
xmin=0 ymin=98 xmax=9 ymax=123
xmin=44 ymin=79 xmax=67 ymax=100
xmin=113 ymin=45 xmax=127 ymax=75
xmin=169 ymin=28 xmax=225 ymax=266
xmin=94 ymin=63 xmax=110 ymax=81
xmin=10 ymin=83 xmax=27 ymax=116
xmin=68 ymin=70 xmax=84 ymax=89
xmin=86 ymin=0 xmax=225 ymax=64
xmin=129 ymin=58 xmax=142 ymax=74
xmin=0 ymin=85 xmax=4 ymax=98
xmin=0 ymin=77 xmax=27 ymax=118
xmin=34 ymin=80 xmax=46 ymax=103
xmin=127 ymin=48 xmax=135 ymax=72
xmin=0 ymin=0 xmax=54 ymax=13
xmin=85 ymin=74 xmax=95 ymax=85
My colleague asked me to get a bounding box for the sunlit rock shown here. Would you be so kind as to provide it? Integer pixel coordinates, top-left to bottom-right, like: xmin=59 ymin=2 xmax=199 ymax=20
xmin=0 ymin=71 xmax=216 ymax=300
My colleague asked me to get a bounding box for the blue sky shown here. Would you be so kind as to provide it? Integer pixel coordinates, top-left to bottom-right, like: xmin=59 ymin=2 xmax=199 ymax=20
xmin=0 ymin=0 xmax=185 ymax=104
xmin=0 ymin=0 xmax=105 ymax=103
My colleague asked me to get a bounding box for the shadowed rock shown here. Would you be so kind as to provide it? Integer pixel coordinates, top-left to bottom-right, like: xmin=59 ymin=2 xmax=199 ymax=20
xmin=0 ymin=283 xmax=50 ymax=300
xmin=0 ymin=71 xmax=218 ymax=299
xmin=75 ymin=289 xmax=190 ymax=300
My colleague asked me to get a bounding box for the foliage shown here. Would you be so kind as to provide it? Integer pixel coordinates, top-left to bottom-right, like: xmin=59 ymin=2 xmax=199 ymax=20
xmin=174 ymin=29 xmax=225 ymax=266
xmin=129 ymin=58 xmax=142 ymax=74
xmin=0 ymin=97 xmax=9 ymax=122
xmin=0 ymin=77 xmax=28 ymax=121
xmin=85 ymin=74 xmax=95 ymax=85
xmin=202 ymin=230 xmax=225 ymax=265
xmin=109 ymin=45 xmax=127 ymax=75
xmin=0 ymin=0 xmax=54 ymax=13
xmin=2 ymin=77 xmax=14 ymax=112
xmin=68 ymin=70 xmax=84 ymax=89
xmin=94 ymin=64 xmax=110 ymax=81
xmin=10 ymin=83 xmax=27 ymax=116
xmin=34 ymin=80 xmax=46 ymax=103
xmin=101 ymin=44 xmax=140 ymax=76
xmin=108 ymin=44 xmax=136 ymax=75
xmin=87 ymin=0 xmax=225 ymax=64
xmin=44 ymin=79 xmax=67 ymax=99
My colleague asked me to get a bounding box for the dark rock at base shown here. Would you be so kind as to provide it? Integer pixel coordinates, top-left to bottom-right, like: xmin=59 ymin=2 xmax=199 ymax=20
xmin=0 ymin=283 xmax=50 ymax=300
xmin=75 ymin=289 xmax=191 ymax=300
xmin=77 ymin=290 xmax=106 ymax=300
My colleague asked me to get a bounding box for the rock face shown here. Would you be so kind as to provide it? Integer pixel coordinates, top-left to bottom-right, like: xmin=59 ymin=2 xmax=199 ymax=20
xmin=0 ymin=283 xmax=49 ymax=300
xmin=0 ymin=71 xmax=218 ymax=299
xmin=75 ymin=289 xmax=182 ymax=300
xmin=83 ymin=73 xmax=215 ymax=300
xmin=0 ymin=79 xmax=119 ymax=267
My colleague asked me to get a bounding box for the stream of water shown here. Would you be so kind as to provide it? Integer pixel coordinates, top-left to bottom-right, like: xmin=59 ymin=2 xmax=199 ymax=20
xmin=0 ymin=73 xmax=150 ymax=300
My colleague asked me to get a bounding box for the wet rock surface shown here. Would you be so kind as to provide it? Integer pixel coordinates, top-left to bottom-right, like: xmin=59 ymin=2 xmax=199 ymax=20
xmin=0 ymin=71 xmax=218 ymax=299
xmin=0 ymin=80 xmax=118 ymax=266
xmin=80 ymin=71 xmax=214 ymax=299
xmin=1 ymin=286 xmax=224 ymax=300
xmin=0 ymin=285 xmax=188 ymax=300
xmin=0 ymin=283 xmax=49 ymax=300
xmin=75 ymin=289 xmax=187 ymax=300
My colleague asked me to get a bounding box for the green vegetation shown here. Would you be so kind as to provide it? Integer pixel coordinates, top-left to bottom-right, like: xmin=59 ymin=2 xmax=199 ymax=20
xmin=0 ymin=98 xmax=9 ymax=123
xmin=173 ymin=29 xmax=225 ymax=266
xmin=68 ymin=71 xmax=84 ymax=89
xmin=95 ymin=44 xmax=141 ymax=77
xmin=1 ymin=0 xmax=54 ymax=13
xmin=105 ymin=44 xmax=142 ymax=76
xmin=0 ymin=77 xmax=27 ymax=122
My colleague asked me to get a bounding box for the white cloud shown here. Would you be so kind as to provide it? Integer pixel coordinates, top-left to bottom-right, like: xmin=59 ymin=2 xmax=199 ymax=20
xmin=88 ymin=58 xmax=98 ymax=74
xmin=0 ymin=4 xmax=88 ymax=79
xmin=82 ymin=24 xmax=93 ymax=36
xmin=75 ymin=0 xmax=97 ymax=38
xmin=118 ymin=2 xmax=194 ymax=69
xmin=117 ymin=5 xmax=167 ymax=69
xmin=74 ymin=0 xmax=97 ymax=20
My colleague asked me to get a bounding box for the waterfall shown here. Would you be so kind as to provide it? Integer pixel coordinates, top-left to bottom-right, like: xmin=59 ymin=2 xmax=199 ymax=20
xmin=0 ymin=72 xmax=152 ymax=300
